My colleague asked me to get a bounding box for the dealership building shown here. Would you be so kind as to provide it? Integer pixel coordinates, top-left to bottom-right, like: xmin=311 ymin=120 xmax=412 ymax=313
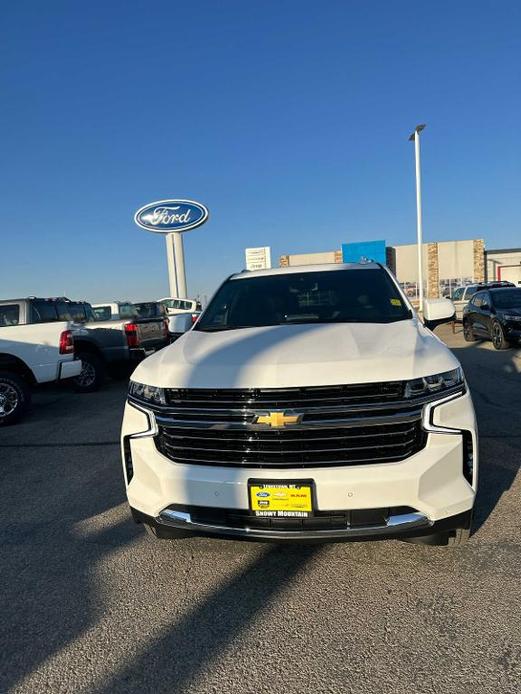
xmin=279 ymin=239 xmax=521 ymax=299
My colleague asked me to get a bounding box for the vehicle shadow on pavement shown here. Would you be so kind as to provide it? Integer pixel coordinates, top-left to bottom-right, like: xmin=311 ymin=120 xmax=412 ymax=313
xmin=0 ymin=438 xmax=139 ymax=693
xmin=92 ymin=543 xmax=320 ymax=694
xmin=450 ymin=340 xmax=521 ymax=535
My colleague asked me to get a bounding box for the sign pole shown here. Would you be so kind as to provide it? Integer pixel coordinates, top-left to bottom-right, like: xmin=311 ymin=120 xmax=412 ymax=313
xmin=166 ymin=233 xmax=179 ymax=297
xmin=134 ymin=199 xmax=209 ymax=299
xmin=173 ymin=232 xmax=187 ymax=298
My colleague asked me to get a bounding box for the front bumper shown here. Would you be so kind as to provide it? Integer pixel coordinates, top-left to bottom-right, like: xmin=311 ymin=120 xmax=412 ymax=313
xmin=121 ymin=391 xmax=478 ymax=542
xmin=504 ymin=325 xmax=521 ymax=340
xmin=131 ymin=505 xmax=472 ymax=543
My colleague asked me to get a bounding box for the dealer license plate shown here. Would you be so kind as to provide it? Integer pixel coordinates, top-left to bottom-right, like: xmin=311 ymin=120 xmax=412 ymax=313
xmin=248 ymin=481 xmax=314 ymax=518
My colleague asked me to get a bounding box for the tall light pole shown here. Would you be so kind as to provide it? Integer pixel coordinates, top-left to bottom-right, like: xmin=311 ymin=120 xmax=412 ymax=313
xmin=409 ymin=124 xmax=426 ymax=313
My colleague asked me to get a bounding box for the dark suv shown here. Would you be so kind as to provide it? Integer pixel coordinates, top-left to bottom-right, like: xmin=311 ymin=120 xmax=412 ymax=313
xmin=463 ymin=287 xmax=521 ymax=349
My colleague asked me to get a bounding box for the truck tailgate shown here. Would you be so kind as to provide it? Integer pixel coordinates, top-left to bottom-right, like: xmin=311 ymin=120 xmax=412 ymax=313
xmin=135 ymin=319 xmax=167 ymax=350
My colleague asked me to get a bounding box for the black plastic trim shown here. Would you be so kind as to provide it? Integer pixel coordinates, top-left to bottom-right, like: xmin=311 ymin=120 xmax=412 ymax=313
xmin=130 ymin=506 xmax=472 ymax=544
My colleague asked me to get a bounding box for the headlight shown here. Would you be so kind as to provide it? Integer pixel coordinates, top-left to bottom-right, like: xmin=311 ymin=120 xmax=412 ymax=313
xmin=128 ymin=381 xmax=166 ymax=405
xmin=404 ymin=367 xmax=464 ymax=399
xmin=504 ymin=314 xmax=521 ymax=322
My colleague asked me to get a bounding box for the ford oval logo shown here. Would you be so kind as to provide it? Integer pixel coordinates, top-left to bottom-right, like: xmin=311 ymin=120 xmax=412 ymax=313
xmin=256 ymin=491 xmax=270 ymax=498
xmin=134 ymin=199 xmax=209 ymax=233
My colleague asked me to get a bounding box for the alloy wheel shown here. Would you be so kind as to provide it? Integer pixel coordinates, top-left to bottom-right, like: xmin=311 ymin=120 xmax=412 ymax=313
xmin=493 ymin=323 xmax=503 ymax=349
xmin=0 ymin=383 xmax=19 ymax=417
xmin=76 ymin=361 xmax=96 ymax=388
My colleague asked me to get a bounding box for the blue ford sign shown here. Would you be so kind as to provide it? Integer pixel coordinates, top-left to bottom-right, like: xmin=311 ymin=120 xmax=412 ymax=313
xmin=134 ymin=199 xmax=209 ymax=233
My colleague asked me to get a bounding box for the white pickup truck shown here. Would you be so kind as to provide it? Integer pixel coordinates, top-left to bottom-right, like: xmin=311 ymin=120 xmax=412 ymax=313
xmin=122 ymin=262 xmax=477 ymax=547
xmin=0 ymin=297 xmax=82 ymax=425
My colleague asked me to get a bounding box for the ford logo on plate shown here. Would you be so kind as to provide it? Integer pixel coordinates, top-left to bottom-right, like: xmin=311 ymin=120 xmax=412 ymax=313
xmin=256 ymin=492 xmax=270 ymax=498
xmin=134 ymin=199 xmax=209 ymax=233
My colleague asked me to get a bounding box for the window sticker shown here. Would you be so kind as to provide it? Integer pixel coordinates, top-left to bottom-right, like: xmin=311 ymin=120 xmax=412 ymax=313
xmin=390 ymin=298 xmax=402 ymax=306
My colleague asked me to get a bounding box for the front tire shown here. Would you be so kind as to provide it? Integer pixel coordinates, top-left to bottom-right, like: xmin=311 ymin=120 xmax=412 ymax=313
xmin=491 ymin=321 xmax=510 ymax=350
xmin=73 ymin=352 xmax=105 ymax=392
xmin=447 ymin=528 xmax=471 ymax=546
xmin=406 ymin=510 xmax=473 ymax=547
xmin=0 ymin=371 xmax=31 ymax=426
xmin=143 ymin=523 xmax=188 ymax=540
xmin=406 ymin=527 xmax=471 ymax=546
xmin=463 ymin=320 xmax=478 ymax=342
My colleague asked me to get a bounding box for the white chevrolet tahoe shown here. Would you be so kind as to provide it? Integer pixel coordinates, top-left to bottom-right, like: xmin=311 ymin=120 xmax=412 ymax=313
xmin=121 ymin=263 xmax=477 ymax=546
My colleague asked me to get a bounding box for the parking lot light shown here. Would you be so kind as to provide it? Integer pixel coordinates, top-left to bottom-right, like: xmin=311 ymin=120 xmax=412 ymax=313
xmin=409 ymin=124 xmax=426 ymax=313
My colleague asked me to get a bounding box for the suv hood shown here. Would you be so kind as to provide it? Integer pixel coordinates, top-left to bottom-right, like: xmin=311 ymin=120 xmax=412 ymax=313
xmin=132 ymin=320 xmax=460 ymax=389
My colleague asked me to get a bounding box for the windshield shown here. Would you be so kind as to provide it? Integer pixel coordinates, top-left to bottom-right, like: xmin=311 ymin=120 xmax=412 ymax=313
xmin=196 ymin=268 xmax=412 ymax=332
xmin=492 ymin=289 xmax=521 ymax=309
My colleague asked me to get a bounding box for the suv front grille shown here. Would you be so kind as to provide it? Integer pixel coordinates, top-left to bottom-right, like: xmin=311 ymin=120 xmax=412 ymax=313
xmin=153 ymin=384 xmax=428 ymax=468
xmin=164 ymin=383 xmax=405 ymax=409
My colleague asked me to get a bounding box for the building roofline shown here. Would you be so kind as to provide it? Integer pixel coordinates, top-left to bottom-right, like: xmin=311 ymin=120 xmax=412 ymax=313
xmin=389 ymin=238 xmax=484 ymax=249
xmin=485 ymin=248 xmax=521 ymax=255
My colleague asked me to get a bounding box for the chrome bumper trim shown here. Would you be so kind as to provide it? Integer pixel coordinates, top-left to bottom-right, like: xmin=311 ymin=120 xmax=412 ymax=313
xmin=157 ymin=508 xmax=431 ymax=540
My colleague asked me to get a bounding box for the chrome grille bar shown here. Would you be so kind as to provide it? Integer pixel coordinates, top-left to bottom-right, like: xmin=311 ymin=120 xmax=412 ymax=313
xmin=152 ymin=384 xmax=429 ymax=468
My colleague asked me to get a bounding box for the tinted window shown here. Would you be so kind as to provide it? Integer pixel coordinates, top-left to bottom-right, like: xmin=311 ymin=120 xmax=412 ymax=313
xmin=31 ymin=301 xmax=58 ymax=323
xmin=134 ymin=302 xmax=159 ymax=318
xmin=161 ymin=299 xmax=193 ymax=311
xmin=68 ymin=303 xmax=88 ymax=322
xmin=196 ymin=269 xmax=412 ymax=332
xmin=55 ymin=302 xmax=88 ymax=322
xmin=92 ymin=306 xmax=112 ymax=321
xmin=119 ymin=303 xmax=137 ymax=319
xmin=491 ymin=289 xmax=521 ymax=309
xmin=0 ymin=304 xmax=20 ymax=326
xmin=452 ymin=288 xmax=465 ymax=301
xmin=465 ymin=286 xmax=478 ymax=299
xmin=56 ymin=302 xmax=71 ymax=320
xmin=470 ymin=292 xmax=487 ymax=308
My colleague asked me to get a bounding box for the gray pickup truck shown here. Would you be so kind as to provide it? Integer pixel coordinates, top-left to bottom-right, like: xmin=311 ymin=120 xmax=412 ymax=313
xmin=11 ymin=298 xmax=169 ymax=392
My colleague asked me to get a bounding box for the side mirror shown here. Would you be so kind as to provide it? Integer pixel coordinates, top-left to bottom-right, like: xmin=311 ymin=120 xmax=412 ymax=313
xmin=423 ymin=298 xmax=455 ymax=331
xmin=170 ymin=313 xmax=193 ymax=334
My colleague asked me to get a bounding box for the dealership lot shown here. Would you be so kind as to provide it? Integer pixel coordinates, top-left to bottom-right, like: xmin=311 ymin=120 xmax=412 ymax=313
xmin=1 ymin=325 xmax=521 ymax=694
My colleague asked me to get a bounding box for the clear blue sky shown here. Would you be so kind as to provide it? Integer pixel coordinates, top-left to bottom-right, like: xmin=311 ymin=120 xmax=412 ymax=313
xmin=1 ymin=0 xmax=520 ymax=302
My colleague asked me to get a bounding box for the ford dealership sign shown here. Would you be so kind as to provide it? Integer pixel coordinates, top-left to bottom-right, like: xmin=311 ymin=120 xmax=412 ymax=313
xmin=134 ymin=199 xmax=209 ymax=233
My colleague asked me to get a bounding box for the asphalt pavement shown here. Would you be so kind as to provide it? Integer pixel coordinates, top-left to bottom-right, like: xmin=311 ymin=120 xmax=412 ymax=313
xmin=1 ymin=325 xmax=521 ymax=694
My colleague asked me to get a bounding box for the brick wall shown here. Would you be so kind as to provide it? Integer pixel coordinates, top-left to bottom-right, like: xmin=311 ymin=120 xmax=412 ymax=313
xmin=427 ymin=243 xmax=439 ymax=298
xmin=473 ymin=239 xmax=485 ymax=282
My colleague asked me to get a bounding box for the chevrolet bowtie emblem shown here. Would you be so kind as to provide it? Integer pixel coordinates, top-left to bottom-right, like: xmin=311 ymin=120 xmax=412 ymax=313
xmin=255 ymin=411 xmax=302 ymax=428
